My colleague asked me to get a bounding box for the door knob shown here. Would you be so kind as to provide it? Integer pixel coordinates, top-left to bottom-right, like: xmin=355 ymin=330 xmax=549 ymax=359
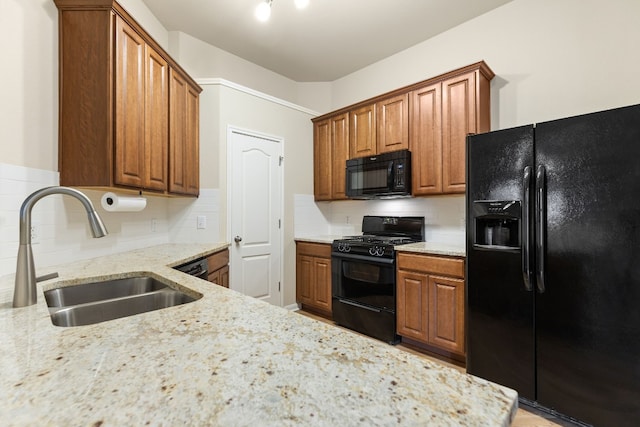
xmin=234 ymin=235 xmax=243 ymax=243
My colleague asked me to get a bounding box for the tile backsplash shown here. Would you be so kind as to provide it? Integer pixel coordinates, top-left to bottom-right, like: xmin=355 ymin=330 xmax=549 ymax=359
xmin=0 ymin=163 xmax=220 ymax=277
xmin=294 ymin=193 xmax=465 ymax=243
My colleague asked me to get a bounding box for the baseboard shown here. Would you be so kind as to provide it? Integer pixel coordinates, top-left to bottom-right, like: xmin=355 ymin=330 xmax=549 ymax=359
xmin=284 ymin=303 xmax=301 ymax=311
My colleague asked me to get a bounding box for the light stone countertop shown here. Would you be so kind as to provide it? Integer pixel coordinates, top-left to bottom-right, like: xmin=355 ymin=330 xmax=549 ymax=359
xmin=296 ymin=236 xmax=466 ymax=257
xmin=395 ymin=241 xmax=466 ymax=257
xmin=0 ymin=243 xmax=515 ymax=426
xmin=294 ymin=235 xmax=343 ymax=244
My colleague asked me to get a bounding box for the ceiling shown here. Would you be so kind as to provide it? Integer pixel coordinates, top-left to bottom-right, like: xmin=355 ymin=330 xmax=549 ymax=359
xmin=142 ymin=0 xmax=512 ymax=82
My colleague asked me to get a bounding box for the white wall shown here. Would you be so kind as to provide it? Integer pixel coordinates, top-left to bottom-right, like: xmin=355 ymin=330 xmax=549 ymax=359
xmin=196 ymin=82 xmax=316 ymax=306
xmin=0 ymin=0 xmax=219 ymax=277
xmin=330 ymin=0 xmax=640 ymax=128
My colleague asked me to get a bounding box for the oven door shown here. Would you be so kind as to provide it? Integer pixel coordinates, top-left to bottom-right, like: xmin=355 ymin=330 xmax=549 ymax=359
xmin=331 ymin=252 xmax=395 ymax=311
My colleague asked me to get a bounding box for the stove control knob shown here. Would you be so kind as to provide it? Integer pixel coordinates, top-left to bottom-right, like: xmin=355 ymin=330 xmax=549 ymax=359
xmin=338 ymin=243 xmax=351 ymax=252
xmin=368 ymin=247 xmax=376 ymax=256
xmin=376 ymin=247 xmax=385 ymax=256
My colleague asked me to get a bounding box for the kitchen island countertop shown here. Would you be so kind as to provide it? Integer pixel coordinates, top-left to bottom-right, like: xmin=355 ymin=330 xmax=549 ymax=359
xmin=0 ymin=243 xmax=514 ymax=426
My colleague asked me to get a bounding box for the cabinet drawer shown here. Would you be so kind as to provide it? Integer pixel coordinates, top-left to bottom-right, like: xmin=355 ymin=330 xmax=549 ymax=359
xmin=296 ymin=242 xmax=331 ymax=258
xmin=397 ymin=253 xmax=464 ymax=278
xmin=207 ymin=249 xmax=229 ymax=272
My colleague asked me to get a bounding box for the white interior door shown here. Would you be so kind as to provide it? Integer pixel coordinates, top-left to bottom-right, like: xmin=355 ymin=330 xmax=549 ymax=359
xmin=228 ymin=128 xmax=282 ymax=306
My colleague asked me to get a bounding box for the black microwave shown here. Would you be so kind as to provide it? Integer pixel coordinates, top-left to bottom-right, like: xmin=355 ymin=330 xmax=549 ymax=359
xmin=345 ymin=149 xmax=412 ymax=199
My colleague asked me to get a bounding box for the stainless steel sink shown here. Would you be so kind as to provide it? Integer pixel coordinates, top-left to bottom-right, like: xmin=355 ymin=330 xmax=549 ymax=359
xmin=44 ymin=276 xmax=200 ymax=327
xmin=45 ymin=276 xmax=171 ymax=307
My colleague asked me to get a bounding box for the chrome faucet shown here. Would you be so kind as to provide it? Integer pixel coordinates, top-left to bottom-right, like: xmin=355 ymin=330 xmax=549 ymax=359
xmin=13 ymin=186 xmax=108 ymax=307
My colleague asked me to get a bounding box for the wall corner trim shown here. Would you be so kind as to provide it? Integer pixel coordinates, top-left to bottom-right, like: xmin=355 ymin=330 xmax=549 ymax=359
xmin=196 ymin=78 xmax=320 ymax=117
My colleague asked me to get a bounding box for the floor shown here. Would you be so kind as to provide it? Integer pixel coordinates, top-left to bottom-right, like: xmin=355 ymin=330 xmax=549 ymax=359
xmin=296 ymin=310 xmax=568 ymax=427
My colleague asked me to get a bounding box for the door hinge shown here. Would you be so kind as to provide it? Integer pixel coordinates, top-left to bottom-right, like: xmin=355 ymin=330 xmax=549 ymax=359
xmin=278 ymin=281 xmax=281 ymax=292
xmin=278 ymin=219 xmax=281 ymax=229
xmin=279 ymin=156 xmax=284 ymax=166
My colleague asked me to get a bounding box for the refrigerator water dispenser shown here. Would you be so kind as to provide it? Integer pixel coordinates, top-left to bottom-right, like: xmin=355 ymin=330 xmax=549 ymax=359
xmin=472 ymin=200 xmax=521 ymax=249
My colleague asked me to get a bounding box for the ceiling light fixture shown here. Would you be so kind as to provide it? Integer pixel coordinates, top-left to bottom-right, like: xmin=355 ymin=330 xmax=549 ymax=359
xmin=255 ymin=0 xmax=272 ymax=22
xmin=255 ymin=0 xmax=309 ymax=22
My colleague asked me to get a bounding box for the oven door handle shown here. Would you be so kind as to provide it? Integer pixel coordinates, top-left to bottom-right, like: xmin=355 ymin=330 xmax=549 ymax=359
xmin=331 ymin=252 xmax=395 ymax=265
xmin=337 ymin=298 xmax=382 ymax=313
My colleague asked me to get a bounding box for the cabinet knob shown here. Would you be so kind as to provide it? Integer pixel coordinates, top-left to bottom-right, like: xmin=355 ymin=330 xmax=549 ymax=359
xmin=234 ymin=235 xmax=243 ymax=243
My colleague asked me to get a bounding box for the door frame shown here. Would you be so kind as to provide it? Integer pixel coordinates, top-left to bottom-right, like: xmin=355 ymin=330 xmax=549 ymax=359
xmin=226 ymin=125 xmax=284 ymax=307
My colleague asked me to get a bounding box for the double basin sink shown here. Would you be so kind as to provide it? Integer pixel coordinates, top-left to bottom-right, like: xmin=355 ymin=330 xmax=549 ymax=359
xmin=45 ymin=276 xmax=200 ymax=327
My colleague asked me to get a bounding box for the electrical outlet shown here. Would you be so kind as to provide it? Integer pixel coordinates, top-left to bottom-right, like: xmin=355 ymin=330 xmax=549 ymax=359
xmin=31 ymin=224 xmax=40 ymax=245
xmin=197 ymin=215 xmax=207 ymax=229
xmin=151 ymin=219 xmax=158 ymax=233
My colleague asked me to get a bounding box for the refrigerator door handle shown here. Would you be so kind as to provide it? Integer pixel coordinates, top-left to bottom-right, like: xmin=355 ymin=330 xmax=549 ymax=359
xmin=535 ymin=165 xmax=546 ymax=293
xmin=522 ymin=166 xmax=533 ymax=291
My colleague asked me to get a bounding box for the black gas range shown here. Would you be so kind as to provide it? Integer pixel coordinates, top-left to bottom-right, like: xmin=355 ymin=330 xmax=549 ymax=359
xmin=331 ymin=216 xmax=425 ymax=344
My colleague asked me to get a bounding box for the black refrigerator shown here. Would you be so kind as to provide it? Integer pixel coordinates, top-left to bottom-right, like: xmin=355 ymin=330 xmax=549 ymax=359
xmin=466 ymin=103 xmax=640 ymax=427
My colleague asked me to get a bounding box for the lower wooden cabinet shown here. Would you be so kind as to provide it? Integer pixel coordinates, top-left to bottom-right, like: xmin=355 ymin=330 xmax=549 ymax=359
xmin=207 ymin=249 xmax=229 ymax=288
xmin=296 ymin=242 xmax=332 ymax=317
xmin=396 ymin=252 xmax=465 ymax=359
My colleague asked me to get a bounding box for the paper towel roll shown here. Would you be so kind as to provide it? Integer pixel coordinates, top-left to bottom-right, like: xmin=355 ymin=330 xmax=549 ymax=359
xmin=101 ymin=192 xmax=146 ymax=212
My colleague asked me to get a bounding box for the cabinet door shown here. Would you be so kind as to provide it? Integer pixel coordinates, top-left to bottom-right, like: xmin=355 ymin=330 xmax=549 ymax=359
xmin=114 ymin=16 xmax=146 ymax=188
xmin=349 ymin=104 xmax=376 ymax=158
xmin=396 ymin=270 xmax=429 ymax=341
xmin=296 ymin=254 xmax=314 ymax=305
xmin=144 ymin=46 xmax=168 ymax=191
xmin=313 ymin=257 xmax=332 ymax=313
xmin=377 ymin=94 xmax=409 ymax=153
xmin=185 ymin=85 xmax=200 ymax=195
xmin=331 ymin=113 xmax=349 ymax=200
xmin=169 ymin=69 xmax=187 ymax=194
xmin=428 ymin=275 xmax=465 ymax=355
xmin=313 ymin=119 xmax=332 ymax=201
xmin=219 ymin=265 xmax=229 ymax=288
xmin=208 ymin=269 xmax=220 ymax=285
xmin=410 ymin=83 xmax=442 ymax=195
xmin=169 ymin=69 xmax=199 ymax=196
xmin=442 ymin=71 xmax=476 ymax=193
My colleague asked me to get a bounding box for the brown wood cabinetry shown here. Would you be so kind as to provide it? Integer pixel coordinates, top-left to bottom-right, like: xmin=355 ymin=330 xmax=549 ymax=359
xmin=311 ymin=61 xmax=493 ymax=200
xmin=54 ymin=0 xmax=201 ymax=196
xmin=376 ymin=93 xmax=409 ymax=153
xmin=410 ymin=83 xmax=442 ymax=195
xmin=411 ymin=66 xmax=493 ymax=195
xmin=169 ymin=70 xmax=200 ymax=196
xmin=296 ymin=242 xmax=332 ymax=317
xmin=349 ymin=104 xmax=376 ymax=158
xmin=207 ymin=249 xmax=230 ymax=288
xmin=441 ymin=70 xmax=490 ymax=193
xmin=396 ymin=252 xmax=465 ymax=359
xmin=313 ymin=113 xmax=349 ymax=201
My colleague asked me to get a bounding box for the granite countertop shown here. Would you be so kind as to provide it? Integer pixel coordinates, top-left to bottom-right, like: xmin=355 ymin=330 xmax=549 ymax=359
xmin=296 ymin=236 xmax=466 ymax=257
xmin=395 ymin=241 xmax=466 ymax=257
xmin=0 ymin=243 xmax=514 ymax=426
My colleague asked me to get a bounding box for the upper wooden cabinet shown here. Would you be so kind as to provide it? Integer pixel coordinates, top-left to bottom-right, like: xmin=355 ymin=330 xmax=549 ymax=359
xmin=376 ymin=93 xmax=409 ymax=154
xmin=410 ymin=83 xmax=442 ymax=194
xmin=314 ymin=113 xmax=349 ymax=201
xmin=54 ymin=0 xmax=201 ymax=196
xmin=169 ymin=69 xmax=200 ymax=196
xmin=349 ymin=104 xmax=376 ymax=158
xmin=114 ymin=16 xmax=168 ymax=191
xmin=312 ymin=61 xmax=493 ymax=200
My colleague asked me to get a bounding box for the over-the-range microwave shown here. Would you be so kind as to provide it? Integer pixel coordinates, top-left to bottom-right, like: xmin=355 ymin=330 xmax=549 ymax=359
xmin=345 ymin=149 xmax=412 ymax=199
